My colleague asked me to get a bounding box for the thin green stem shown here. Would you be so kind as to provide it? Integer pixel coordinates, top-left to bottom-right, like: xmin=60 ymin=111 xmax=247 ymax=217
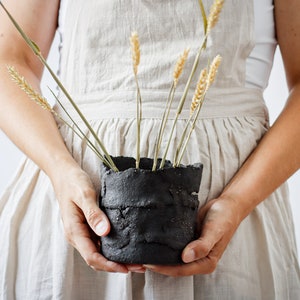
xmin=173 ymin=114 xmax=193 ymax=165
xmin=49 ymin=89 xmax=111 ymax=167
xmin=198 ymin=0 xmax=208 ymax=36
xmin=159 ymin=112 xmax=178 ymax=169
xmin=177 ymin=37 xmax=207 ymax=115
xmin=175 ymin=97 xmax=205 ymax=167
xmin=40 ymin=56 xmax=118 ymax=171
xmin=159 ymin=36 xmax=207 ymax=169
xmin=175 ymin=124 xmax=194 ymax=167
xmin=0 ymin=2 xmax=118 ymax=171
xmin=0 ymin=3 xmax=40 ymax=56
xmin=159 ymin=0 xmax=215 ymax=168
xmin=173 ymin=0 xmax=207 ymax=165
xmin=152 ymin=82 xmax=176 ymax=171
xmin=134 ymin=74 xmax=142 ymax=169
xmin=53 ymin=112 xmax=106 ymax=162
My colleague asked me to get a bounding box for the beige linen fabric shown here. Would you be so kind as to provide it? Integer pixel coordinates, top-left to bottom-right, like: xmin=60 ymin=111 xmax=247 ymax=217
xmin=0 ymin=0 xmax=300 ymax=299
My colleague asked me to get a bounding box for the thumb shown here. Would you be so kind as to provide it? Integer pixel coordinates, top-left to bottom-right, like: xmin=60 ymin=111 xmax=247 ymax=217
xmin=90 ymin=206 xmax=111 ymax=237
xmin=182 ymin=215 xmax=222 ymax=263
xmin=182 ymin=234 xmax=216 ymax=263
xmin=80 ymin=192 xmax=111 ymax=236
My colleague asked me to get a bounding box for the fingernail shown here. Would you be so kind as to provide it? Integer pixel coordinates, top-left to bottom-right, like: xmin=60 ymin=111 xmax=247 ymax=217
xmin=183 ymin=249 xmax=195 ymax=263
xmin=128 ymin=266 xmax=145 ymax=272
xmin=144 ymin=264 xmax=155 ymax=270
xmin=128 ymin=267 xmax=146 ymax=273
xmin=95 ymin=220 xmax=107 ymax=236
xmin=133 ymin=269 xmax=146 ymax=274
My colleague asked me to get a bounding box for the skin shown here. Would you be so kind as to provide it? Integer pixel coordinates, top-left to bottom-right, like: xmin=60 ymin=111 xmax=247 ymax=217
xmin=0 ymin=0 xmax=299 ymax=277
xmin=145 ymin=0 xmax=300 ymax=276
xmin=0 ymin=0 xmax=142 ymax=274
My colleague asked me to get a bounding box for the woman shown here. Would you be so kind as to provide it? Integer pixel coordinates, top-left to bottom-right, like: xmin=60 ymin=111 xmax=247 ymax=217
xmin=0 ymin=0 xmax=299 ymax=299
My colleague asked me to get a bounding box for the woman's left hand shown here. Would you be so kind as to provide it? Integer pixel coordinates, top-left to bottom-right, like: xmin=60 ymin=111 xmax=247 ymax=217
xmin=144 ymin=196 xmax=243 ymax=276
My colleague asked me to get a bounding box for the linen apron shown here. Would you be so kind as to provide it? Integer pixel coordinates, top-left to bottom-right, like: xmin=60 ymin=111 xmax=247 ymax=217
xmin=0 ymin=0 xmax=300 ymax=299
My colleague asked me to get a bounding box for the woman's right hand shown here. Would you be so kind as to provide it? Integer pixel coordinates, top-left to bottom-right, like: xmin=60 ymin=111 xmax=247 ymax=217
xmin=0 ymin=0 xmax=146 ymax=275
xmin=50 ymin=161 xmax=145 ymax=274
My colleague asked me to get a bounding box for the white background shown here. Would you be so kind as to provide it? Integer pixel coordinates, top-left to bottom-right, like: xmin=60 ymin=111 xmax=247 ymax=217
xmin=0 ymin=36 xmax=299 ymax=254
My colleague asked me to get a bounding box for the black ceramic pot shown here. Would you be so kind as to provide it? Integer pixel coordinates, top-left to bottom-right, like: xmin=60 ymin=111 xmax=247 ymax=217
xmin=99 ymin=156 xmax=203 ymax=265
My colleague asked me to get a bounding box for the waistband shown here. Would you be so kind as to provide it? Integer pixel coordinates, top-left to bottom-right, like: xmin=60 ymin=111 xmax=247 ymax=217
xmin=54 ymin=87 xmax=268 ymax=122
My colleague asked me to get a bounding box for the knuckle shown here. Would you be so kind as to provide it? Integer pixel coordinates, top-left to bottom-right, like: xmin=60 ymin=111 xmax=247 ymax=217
xmin=85 ymin=207 xmax=100 ymax=226
xmin=73 ymin=186 xmax=96 ymax=207
xmin=84 ymin=254 xmax=107 ymax=272
xmin=85 ymin=256 xmax=95 ymax=268
xmin=84 ymin=252 xmax=100 ymax=268
xmin=206 ymin=258 xmax=218 ymax=274
xmin=197 ymin=242 xmax=212 ymax=257
xmin=81 ymin=187 xmax=96 ymax=200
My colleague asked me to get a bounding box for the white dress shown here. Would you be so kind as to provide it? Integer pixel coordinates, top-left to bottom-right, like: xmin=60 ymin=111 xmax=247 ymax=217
xmin=0 ymin=0 xmax=300 ymax=299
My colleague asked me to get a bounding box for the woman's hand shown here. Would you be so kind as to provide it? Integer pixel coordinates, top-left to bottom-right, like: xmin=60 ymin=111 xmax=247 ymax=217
xmin=144 ymin=196 xmax=243 ymax=276
xmin=51 ymin=161 xmax=145 ymax=274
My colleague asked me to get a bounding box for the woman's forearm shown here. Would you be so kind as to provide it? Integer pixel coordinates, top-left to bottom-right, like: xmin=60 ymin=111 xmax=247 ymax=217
xmin=0 ymin=61 xmax=78 ymax=179
xmin=0 ymin=0 xmax=72 ymax=180
xmin=221 ymin=83 xmax=300 ymax=220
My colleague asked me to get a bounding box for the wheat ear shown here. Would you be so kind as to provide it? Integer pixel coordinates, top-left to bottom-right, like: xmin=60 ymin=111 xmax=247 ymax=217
xmin=130 ymin=32 xmax=142 ymax=169
xmin=8 ymin=66 xmax=52 ymax=111
xmin=175 ymin=57 xmax=222 ymax=166
xmin=206 ymin=54 xmax=222 ymax=91
xmin=1 ymin=3 xmax=118 ymax=171
xmin=207 ymin=0 xmax=225 ymax=34
xmin=173 ymin=67 xmax=208 ymax=166
xmin=152 ymin=48 xmax=190 ymax=171
xmin=130 ymin=31 xmax=140 ymax=76
xmin=7 ymin=66 xmax=108 ymax=161
xmin=190 ymin=68 xmax=208 ymax=114
xmin=173 ymin=48 xmax=190 ymax=87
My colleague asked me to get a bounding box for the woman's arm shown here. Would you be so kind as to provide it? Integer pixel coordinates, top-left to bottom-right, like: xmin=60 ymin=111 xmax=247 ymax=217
xmin=0 ymin=0 xmax=135 ymax=273
xmin=145 ymin=0 xmax=300 ymax=276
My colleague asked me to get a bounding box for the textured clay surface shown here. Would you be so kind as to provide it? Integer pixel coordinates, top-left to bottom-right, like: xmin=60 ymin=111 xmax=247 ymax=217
xmin=100 ymin=156 xmax=203 ymax=265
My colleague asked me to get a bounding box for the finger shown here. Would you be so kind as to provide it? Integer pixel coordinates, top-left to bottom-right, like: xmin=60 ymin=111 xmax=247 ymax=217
xmin=182 ymin=236 xmax=216 ymax=263
xmin=83 ymin=202 xmax=111 ymax=237
xmin=145 ymin=238 xmax=226 ymax=276
xmin=182 ymin=221 xmax=223 ymax=263
xmin=75 ymin=234 xmax=128 ymax=273
xmin=144 ymin=255 xmax=218 ymax=277
xmin=126 ymin=264 xmax=146 ymax=273
xmin=140 ymin=230 xmax=225 ymax=276
xmin=73 ymin=186 xmax=111 ymax=237
xmin=61 ymin=202 xmax=128 ymax=273
xmin=65 ymin=222 xmax=128 ymax=273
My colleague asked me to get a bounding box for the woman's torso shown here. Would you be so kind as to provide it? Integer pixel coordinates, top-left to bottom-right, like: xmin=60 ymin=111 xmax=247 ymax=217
xmin=57 ymin=0 xmax=276 ymax=93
